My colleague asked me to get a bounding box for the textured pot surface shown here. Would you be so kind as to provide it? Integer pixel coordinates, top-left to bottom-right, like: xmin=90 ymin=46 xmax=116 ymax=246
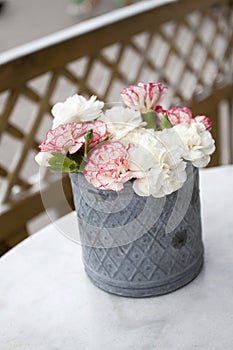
xmin=69 ymin=164 xmax=204 ymax=297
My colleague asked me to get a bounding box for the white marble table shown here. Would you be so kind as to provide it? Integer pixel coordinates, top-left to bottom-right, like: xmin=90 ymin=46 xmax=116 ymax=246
xmin=1 ymin=166 xmax=233 ymax=350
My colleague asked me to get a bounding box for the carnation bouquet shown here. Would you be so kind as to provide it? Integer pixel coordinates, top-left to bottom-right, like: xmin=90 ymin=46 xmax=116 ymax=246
xmin=35 ymin=82 xmax=215 ymax=198
xmin=35 ymin=81 xmax=216 ymax=297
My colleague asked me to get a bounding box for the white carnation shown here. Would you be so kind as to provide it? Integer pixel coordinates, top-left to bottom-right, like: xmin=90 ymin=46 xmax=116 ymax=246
xmin=99 ymin=106 xmax=145 ymax=140
xmin=127 ymin=128 xmax=187 ymax=198
xmin=35 ymin=152 xmax=52 ymax=167
xmin=52 ymin=94 xmax=104 ymax=128
xmin=173 ymin=121 xmax=215 ymax=167
xmin=123 ymin=126 xmax=155 ymax=147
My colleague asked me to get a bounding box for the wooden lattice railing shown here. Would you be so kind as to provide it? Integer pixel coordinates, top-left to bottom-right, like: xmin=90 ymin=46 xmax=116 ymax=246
xmin=0 ymin=0 xmax=232 ymax=253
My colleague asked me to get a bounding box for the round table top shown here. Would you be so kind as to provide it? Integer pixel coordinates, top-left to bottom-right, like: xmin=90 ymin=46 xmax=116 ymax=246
xmin=1 ymin=166 xmax=233 ymax=350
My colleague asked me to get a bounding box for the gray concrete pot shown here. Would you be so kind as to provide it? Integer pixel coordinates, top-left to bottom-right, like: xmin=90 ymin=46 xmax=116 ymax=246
xmin=69 ymin=163 xmax=204 ymax=297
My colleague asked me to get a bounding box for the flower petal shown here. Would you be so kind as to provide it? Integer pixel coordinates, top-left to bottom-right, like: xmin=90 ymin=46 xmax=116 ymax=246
xmin=120 ymin=82 xmax=167 ymax=113
xmin=84 ymin=142 xmax=134 ymax=191
xmin=52 ymin=94 xmax=104 ymax=128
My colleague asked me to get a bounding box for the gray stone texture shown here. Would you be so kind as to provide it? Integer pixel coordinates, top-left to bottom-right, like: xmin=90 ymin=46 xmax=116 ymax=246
xmin=70 ymin=163 xmax=204 ymax=297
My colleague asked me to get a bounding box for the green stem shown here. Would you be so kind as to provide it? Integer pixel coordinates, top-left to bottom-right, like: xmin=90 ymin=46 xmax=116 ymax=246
xmin=84 ymin=129 xmax=93 ymax=157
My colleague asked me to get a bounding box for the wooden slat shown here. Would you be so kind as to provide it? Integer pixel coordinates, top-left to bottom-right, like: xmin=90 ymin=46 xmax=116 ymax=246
xmin=5 ymin=123 xmax=24 ymax=139
xmin=0 ymin=0 xmax=229 ymax=92
xmin=22 ymin=85 xmax=41 ymax=103
xmin=2 ymin=72 xmax=59 ymax=203
xmin=102 ymin=43 xmax=128 ymax=99
xmin=0 ymin=90 xmax=19 ymax=134
xmin=5 ymin=226 xmax=28 ymax=248
xmin=0 ymin=166 xmax=7 ymax=177
xmin=5 ymin=123 xmax=39 ymax=151
xmin=229 ymin=97 xmax=233 ymax=164
xmin=0 ymin=242 xmax=10 ymax=256
xmin=0 ymin=175 xmax=73 ymax=240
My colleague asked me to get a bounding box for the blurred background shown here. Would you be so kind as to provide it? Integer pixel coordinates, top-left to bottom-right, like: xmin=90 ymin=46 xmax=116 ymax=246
xmin=0 ymin=0 xmax=139 ymax=52
xmin=0 ymin=0 xmax=142 ymax=253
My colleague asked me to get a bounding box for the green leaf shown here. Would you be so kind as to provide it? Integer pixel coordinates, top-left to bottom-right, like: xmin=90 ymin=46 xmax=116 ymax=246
xmin=160 ymin=114 xmax=172 ymax=130
xmin=141 ymin=111 xmax=157 ymax=130
xmin=67 ymin=152 xmax=86 ymax=172
xmin=48 ymin=153 xmax=79 ymax=173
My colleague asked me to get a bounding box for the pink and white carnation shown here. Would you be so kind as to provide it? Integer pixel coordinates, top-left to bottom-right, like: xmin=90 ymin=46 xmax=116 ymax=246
xmin=120 ymin=82 xmax=167 ymax=113
xmin=52 ymin=94 xmax=104 ymax=128
xmin=84 ymin=142 xmax=135 ymax=192
xmin=82 ymin=120 xmax=108 ymax=149
xmin=154 ymin=105 xmax=167 ymax=118
xmin=166 ymin=107 xmax=192 ymax=126
xmin=155 ymin=106 xmax=212 ymax=131
xmin=155 ymin=106 xmax=192 ymax=126
xmin=35 ymin=81 xmax=216 ymax=196
xmin=99 ymin=105 xmax=146 ymax=140
xmin=194 ymin=115 xmax=212 ymax=131
xmin=38 ymin=120 xmax=107 ymax=155
xmin=173 ymin=120 xmax=215 ymax=167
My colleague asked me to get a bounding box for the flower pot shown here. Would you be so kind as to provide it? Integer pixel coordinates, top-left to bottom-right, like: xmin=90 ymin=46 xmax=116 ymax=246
xmin=69 ymin=163 xmax=204 ymax=297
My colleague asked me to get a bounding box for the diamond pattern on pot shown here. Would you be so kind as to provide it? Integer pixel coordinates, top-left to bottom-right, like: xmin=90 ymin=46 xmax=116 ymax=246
xmin=71 ymin=165 xmax=204 ymax=292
